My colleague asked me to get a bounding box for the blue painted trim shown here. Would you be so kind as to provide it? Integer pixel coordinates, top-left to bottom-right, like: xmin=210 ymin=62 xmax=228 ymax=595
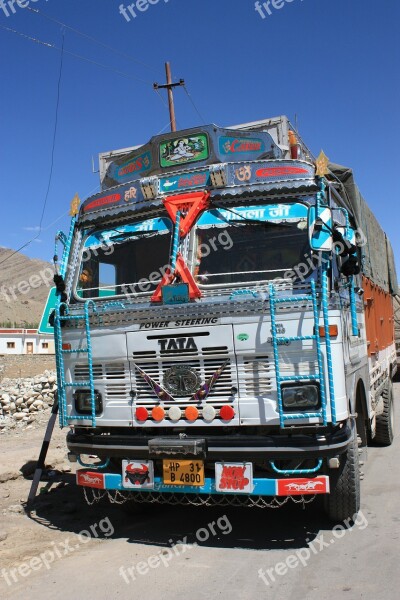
xmin=311 ymin=279 xmax=327 ymax=424
xmin=54 ymin=299 xmax=97 ymax=427
xmin=170 ymin=210 xmax=181 ymax=272
xmin=321 ymin=260 xmax=336 ymax=424
xmin=349 ymin=276 xmax=359 ymax=336
xmin=268 ymin=284 xmax=285 ymax=428
xmin=77 ymin=457 xmax=110 ymax=469
xmin=102 ymin=474 xmax=278 ymax=496
xmin=81 ymin=473 xmax=329 ymax=497
xmin=268 ymin=280 xmax=329 ymax=427
xmin=269 ymin=459 xmax=323 ymax=475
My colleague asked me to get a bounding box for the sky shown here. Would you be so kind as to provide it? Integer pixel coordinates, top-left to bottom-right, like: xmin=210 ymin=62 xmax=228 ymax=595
xmin=0 ymin=0 xmax=399 ymax=269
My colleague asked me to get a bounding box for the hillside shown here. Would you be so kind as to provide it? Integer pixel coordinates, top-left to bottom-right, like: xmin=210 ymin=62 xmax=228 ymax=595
xmin=0 ymin=247 xmax=53 ymax=327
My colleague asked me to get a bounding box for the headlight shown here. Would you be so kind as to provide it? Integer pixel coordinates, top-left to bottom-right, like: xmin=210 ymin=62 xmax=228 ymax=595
xmin=74 ymin=390 xmax=103 ymax=415
xmin=282 ymin=384 xmax=320 ymax=411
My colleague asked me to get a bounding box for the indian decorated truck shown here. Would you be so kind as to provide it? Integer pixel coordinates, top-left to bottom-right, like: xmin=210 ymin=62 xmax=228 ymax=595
xmin=50 ymin=116 xmax=397 ymax=521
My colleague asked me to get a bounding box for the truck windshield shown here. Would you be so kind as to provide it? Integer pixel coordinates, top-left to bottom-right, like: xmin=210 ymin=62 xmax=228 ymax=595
xmin=194 ymin=204 xmax=310 ymax=286
xmin=75 ymin=217 xmax=172 ymax=299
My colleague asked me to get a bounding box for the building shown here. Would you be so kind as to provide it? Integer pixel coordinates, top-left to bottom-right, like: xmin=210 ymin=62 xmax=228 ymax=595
xmin=0 ymin=329 xmax=55 ymax=355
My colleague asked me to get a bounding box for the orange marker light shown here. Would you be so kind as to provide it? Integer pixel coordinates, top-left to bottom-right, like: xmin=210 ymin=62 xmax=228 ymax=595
xmin=220 ymin=405 xmax=235 ymax=421
xmin=152 ymin=406 xmax=165 ymax=422
xmin=319 ymin=325 xmax=338 ymax=338
xmin=136 ymin=407 xmax=148 ymax=422
xmin=62 ymin=343 xmax=71 ymax=351
xmin=185 ymin=406 xmax=199 ymax=422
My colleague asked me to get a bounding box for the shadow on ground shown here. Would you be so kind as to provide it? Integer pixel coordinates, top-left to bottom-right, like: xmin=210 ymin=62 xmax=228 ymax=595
xmin=23 ymin=468 xmax=335 ymax=552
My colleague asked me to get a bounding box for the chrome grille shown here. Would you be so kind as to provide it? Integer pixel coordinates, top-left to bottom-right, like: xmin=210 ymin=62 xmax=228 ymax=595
xmin=131 ymin=349 xmax=234 ymax=406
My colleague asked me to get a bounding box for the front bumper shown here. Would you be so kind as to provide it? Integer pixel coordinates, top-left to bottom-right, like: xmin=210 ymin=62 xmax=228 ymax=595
xmin=67 ymin=422 xmax=353 ymax=462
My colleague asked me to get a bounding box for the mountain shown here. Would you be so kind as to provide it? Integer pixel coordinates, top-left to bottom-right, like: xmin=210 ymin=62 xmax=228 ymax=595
xmin=0 ymin=248 xmax=53 ymax=328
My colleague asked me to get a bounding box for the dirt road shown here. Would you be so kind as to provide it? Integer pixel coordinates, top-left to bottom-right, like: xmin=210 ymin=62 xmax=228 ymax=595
xmin=1 ymin=384 xmax=399 ymax=600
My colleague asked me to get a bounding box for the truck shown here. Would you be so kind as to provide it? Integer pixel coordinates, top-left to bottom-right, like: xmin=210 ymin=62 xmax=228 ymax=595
xmin=50 ymin=115 xmax=398 ymax=522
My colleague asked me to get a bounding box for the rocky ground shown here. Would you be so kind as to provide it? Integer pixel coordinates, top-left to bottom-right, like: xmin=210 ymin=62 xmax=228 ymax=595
xmin=0 ymin=371 xmax=57 ymax=430
xmin=0 ymin=372 xmax=69 ymax=488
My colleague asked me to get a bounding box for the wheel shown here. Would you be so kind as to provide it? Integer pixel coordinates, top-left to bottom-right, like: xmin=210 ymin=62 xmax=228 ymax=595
xmin=374 ymin=380 xmax=395 ymax=446
xmin=325 ymin=426 xmax=360 ymax=522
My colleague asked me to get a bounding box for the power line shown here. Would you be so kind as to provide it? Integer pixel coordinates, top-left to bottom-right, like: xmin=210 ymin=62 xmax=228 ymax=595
xmin=0 ymin=24 xmax=152 ymax=84
xmin=26 ymin=6 xmax=159 ymax=75
xmin=0 ymin=31 xmax=65 ymax=267
xmin=183 ymin=84 xmax=207 ymax=125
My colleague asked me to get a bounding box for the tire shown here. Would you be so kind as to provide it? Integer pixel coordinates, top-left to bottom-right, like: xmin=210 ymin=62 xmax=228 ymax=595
xmin=374 ymin=380 xmax=395 ymax=446
xmin=325 ymin=426 xmax=360 ymax=523
xmin=121 ymin=499 xmax=149 ymax=515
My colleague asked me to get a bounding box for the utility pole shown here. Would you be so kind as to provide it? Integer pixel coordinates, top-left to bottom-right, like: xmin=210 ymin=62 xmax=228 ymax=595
xmin=154 ymin=62 xmax=185 ymax=132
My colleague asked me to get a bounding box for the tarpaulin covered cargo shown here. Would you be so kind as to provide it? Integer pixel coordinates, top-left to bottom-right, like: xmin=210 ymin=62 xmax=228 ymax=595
xmin=329 ymin=163 xmax=398 ymax=295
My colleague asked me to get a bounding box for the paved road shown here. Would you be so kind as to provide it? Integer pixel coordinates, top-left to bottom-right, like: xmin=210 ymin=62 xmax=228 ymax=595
xmin=2 ymin=383 xmax=399 ymax=600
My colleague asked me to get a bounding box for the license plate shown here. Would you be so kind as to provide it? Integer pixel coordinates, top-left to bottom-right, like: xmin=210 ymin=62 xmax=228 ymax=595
xmin=163 ymin=460 xmax=204 ymax=486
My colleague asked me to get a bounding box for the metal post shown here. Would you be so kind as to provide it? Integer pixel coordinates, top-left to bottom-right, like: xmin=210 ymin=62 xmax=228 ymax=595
xmin=153 ymin=63 xmax=185 ymax=133
xmin=165 ymin=62 xmax=177 ymax=132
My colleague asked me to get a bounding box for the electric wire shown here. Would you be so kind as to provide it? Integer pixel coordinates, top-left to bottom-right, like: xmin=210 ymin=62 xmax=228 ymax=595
xmin=183 ymin=84 xmax=207 ymax=125
xmin=154 ymin=87 xmax=183 ymax=131
xmin=25 ymin=6 xmax=158 ymax=75
xmin=0 ymin=31 xmax=66 ymax=267
xmin=0 ymin=24 xmax=152 ymax=84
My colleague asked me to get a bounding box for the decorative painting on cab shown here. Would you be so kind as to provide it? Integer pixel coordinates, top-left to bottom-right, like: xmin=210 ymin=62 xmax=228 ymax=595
xmin=160 ymin=134 xmax=209 ymax=168
xmin=106 ymin=149 xmax=152 ymax=184
xmin=219 ymin=136 xmax=266 ymax=157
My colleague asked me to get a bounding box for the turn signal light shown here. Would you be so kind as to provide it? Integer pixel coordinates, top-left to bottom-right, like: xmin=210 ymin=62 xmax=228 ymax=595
xmin=135 ymin=407 xmax=148 ymax=422
xmin=318 ymin=325 xmax=338 ymax=338
xmin=62 ymin=343 xmax=71 ymax=351
xmin=185 ymin=406 xmax=199 ymax=422
xmin=220 ymin=405 xmax=235 ymax=421
xmin=152 ymin=406 xmax=165 ymax=422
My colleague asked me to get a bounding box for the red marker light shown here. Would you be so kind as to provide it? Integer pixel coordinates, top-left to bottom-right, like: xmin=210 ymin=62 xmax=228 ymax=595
xmin=220 ymin=405 xmax=235 ymax=421
xmin=136 ymin=407 xmax=148 ymax=422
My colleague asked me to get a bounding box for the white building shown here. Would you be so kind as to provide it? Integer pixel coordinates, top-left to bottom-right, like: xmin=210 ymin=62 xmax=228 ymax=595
xmin=0 ymin=329 xmax=55 ymax=355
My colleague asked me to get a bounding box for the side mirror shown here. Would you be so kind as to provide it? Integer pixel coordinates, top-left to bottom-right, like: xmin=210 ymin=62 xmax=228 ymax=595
xmin=308 ymin=206 xmax=333 ymax=252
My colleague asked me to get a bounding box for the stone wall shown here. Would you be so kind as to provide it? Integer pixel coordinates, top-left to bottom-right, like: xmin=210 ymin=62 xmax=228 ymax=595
xmin=0 ymin=354 xmax=56 ymax=380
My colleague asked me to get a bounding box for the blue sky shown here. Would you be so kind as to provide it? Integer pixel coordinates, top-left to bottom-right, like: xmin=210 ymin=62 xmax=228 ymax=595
xmin=0 ymin=0 xmax=399 ymax=268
